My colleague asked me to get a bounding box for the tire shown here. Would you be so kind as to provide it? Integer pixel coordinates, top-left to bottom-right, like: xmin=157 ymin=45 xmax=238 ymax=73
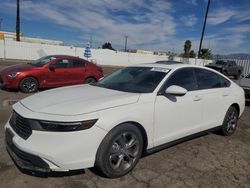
xmin=85 ymin=77 xmax=96 ymax=84
xmin=19 ymin=77 xmax=38 ymax=93
xmin=221 ymin=106 xmax=239 ymax=136
xmin=234 ymin=74 xmax=240 ymax=80
xmin=95 ymin=123 xmax=143 ymax=178
xmin=223 ymin=70 xmax=228 ymax=76
xmin=235 ymin=71 xmax=241 ymax=80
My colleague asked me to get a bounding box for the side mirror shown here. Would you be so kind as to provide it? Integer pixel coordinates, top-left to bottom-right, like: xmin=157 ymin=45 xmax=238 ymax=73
xmin=165 ymin=85 xmax=187 ymax=96
xmin=49 ymin=64 xmax=56 ymax=71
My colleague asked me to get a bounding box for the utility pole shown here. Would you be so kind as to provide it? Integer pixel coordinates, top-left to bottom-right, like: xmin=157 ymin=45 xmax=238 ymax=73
xmin=124 ymin=35 xmax=128 ymax=52
xmin=198 ymin=0 xmax=211 ymax=58
xmin=16 ymin=0 xmax=20 ymax=41
xmin=0 ymin=18 xmax=3 ymax=30
xmin=90 ymin=36 xmax=93 ymax=48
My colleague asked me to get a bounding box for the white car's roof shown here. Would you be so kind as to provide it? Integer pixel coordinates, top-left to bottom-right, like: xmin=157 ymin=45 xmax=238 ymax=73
xmin=130 ymin=62 xmax=194 ymax=70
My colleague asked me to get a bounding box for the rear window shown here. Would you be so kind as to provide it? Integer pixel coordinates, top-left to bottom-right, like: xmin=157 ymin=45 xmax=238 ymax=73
xmin=194 ymin=68 xmax=230 ymax=89
xmin=72 ymin=60 xmax=86 ymax=67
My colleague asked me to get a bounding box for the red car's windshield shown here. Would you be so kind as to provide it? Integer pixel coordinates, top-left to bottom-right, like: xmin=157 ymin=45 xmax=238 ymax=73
xmin=31 ymin=56 xmax=56 ymax=67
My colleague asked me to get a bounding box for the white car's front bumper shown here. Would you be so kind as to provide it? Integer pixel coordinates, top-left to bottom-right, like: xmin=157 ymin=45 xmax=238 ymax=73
xmin=5 ymin=110 xmax=107 ymax=172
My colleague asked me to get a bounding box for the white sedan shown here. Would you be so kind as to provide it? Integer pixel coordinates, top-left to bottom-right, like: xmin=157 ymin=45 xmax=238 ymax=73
xmin=5 ymin=62 xmax=245 ymax=178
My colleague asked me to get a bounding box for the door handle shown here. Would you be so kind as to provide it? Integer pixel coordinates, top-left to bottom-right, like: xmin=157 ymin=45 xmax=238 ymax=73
xmin=222 ymin=93 xmax=229 ymax=97
xmin=193 ymin=95 xmax=202 ymax=101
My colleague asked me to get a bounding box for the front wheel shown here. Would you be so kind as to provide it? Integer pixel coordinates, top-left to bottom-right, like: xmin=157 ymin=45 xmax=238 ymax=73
xmin=221 ymin=106 xmax=239 ymax=136
xmin=95 ymin=124 xmax=143 ymax=178
xmin=19 ymin=77 xmax=38 ymax=93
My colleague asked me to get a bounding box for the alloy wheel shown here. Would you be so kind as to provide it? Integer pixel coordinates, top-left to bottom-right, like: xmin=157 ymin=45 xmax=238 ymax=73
xmin=109 ymin=132 xmax=140 ymax=172
xmin=226 ymin=110 xmax=237 ymax=134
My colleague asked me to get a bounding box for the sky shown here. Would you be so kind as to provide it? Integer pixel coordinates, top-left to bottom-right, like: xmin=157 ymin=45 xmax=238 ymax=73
xmin=0 ymin=0 xmax=250 ymax=54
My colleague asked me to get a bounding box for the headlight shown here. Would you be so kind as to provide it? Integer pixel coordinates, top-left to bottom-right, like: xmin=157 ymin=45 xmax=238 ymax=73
xmin=8 ymin=72 xmax=21 ymax=78
xmin=31 ymin=119 xmax=98 ymax=132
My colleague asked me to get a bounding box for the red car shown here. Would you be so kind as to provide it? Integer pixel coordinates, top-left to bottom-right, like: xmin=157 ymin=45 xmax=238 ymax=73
xmin=0 ymin=55 xmax=103 ymax=93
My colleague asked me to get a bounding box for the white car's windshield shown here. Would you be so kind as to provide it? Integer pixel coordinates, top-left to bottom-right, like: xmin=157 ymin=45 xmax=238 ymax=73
xmin=93 ymin=67 xmax=169 ymax=93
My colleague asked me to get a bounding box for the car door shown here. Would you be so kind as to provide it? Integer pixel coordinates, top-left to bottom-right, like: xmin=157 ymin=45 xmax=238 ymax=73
xmin=154 ymin=68 xmax=204 ymax=146
xmin=193 ymin=68 xmax=232 ymax=131
xmin=46 ymin=58 xmax=72 ymax=87
xmin=67 ymin=59 xmax=87 ymax=84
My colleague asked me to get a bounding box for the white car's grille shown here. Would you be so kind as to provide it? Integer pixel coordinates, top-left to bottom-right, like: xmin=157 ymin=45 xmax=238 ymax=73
xmin=9 ymin=111 xmax=32 ymax=140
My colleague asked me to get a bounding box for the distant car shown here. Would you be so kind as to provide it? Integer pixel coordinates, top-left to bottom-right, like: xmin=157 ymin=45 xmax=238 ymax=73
xmin=206 ymin=60 xmax=243 ymax=79
xmin=5 ymin=63 xmax=245 ymax=178
xmin=239 ymin=74 xmax=250 ymax=101
xmin=0 ymin=55 xmax=103 ymax=93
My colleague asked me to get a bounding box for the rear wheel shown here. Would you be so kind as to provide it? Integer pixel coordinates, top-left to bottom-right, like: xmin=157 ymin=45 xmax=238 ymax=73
xmin=19 ymin=77 xmax=38 ymax=93
xmin=95 ymin=124 xmax=143 ymax=178
xmin=85 ymin=77 xmax=96 ymax=84
xmin=221 ymin=106 xmax=238 ymax=136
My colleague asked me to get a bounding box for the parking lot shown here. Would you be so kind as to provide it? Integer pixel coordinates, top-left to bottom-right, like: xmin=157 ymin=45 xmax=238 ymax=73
xmin=0 ymin=61 xmax=250 ymax=188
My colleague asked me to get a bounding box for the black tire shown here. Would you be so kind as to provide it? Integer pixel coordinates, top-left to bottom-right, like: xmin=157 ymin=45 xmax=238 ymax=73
xmin=95 ymin=123 xmax=143 ymax=178
xmin=19 ymin=77 xmax=38 ymax=93
xmin=85 ymin=77 xmax=96 ymax=84
xmin=221 ymin=106 xmax=238 ymax=136
xmin=235 ymin=71 xmax=241 ymax=80
xmin=234 ymin=74 xmax=239 ymax=80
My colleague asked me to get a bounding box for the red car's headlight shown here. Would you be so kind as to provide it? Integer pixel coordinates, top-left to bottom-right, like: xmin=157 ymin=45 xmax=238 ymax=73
xmin=8 ymin=72 xmax=21 ymax=78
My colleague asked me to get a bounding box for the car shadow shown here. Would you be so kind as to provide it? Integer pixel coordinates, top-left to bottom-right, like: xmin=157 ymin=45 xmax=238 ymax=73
xmin=0 ymin=87 xmax=19 ymax=93
xmin=246 ymin=101 xmax=250 ymax=106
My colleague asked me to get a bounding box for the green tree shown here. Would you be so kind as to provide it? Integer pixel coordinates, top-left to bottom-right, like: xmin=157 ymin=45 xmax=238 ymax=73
xmin=189 ymin=50 xmax=196 ymax=58
xmin=184 ymin=40 xmax=192 ymax=58
xmin=102 ymin=42 xmax=115 ymax=50
xmin=200 ymin=48 xmax=212 ymax=59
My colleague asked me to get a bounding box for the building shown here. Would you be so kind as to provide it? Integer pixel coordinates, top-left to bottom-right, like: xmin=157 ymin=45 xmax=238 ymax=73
xmin=0 ymin=30 xmax=63 ymax=46
xmin=136 ymin=49 xmax=154 ymax=55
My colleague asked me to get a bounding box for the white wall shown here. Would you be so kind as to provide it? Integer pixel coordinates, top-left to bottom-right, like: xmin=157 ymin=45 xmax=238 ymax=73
xmin=1 ymin=40 xmax=79 ymax=60
xmin=0 ymin=40 xmax=4 ymax=58
xmin=173 ymin=57 xmax=212 ymax=66
xmin=91 ymin=49 xmax=169 ymax=66
xmin=0 ymin=40 xmax=213 ymax=67
xmin=0 ymin=40 xmax=169 ymax=66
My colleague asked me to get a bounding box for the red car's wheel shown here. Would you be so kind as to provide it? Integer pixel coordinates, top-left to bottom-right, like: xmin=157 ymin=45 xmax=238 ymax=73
xmin=19 ymin=77 xmax=38 ymax=93
xmin=85 ymin=77 xmax=97 ymax=84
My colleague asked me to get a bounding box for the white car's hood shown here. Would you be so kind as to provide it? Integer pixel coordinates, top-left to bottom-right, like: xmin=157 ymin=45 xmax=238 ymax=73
xmin=20 ymin=85 xmax=140 ymax=115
